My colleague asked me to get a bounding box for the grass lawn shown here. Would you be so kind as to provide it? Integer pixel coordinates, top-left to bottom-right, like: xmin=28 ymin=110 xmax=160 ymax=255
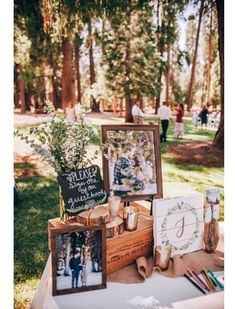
xmin=14 ymin=113 xmax=224 ymax=308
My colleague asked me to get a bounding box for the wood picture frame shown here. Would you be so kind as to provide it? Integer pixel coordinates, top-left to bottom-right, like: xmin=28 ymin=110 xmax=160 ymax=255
xmin=102 ymin=124 xmax=163 ymax=202
xmin=50 ymin=224 xmax=106 ymax=296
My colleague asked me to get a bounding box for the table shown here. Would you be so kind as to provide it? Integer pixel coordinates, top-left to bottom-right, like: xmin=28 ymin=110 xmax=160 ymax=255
xmin=31 ymin=254 xmax=223 ymax=309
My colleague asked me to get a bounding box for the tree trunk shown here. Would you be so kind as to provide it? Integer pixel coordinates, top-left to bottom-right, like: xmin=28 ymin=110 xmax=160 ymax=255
xmin=48 ymin=39 xmax=58 ymax=110
xmin=120 ymin=98 xmax=124 ymax=117
xmin=75 ymin=38 xmax=82 ymax=104
xmin=125 ymin=11 xmax=132 ymax=123
xmin=88 ymin=19 xmax=99 ymax=112
xmin=14 ymin=89 xmax=19 ymax=109
xmin=50 ymin=65 xmax=58 ymax=110
xmin=186 ymin=0 xmax=204 ymax=111
xmin=44 ymin=36 xmax=57 ymax=110
xmin=125 ymin=97 xmax=133 ymax=123
xmin=18 ymin=64 xmax=26 ymax=114
xmin=113 ymin=97 xmax=118 ymax=113
xmin=24 ymin=87 xmax=31 ymax=111
xmin=165 ymin=43 xmax=170 ymax=105
xmin=155 ymin=73 xmax=162 ymax=114
xmin=213 ymin=0 xmax=224 ymax=149
xmin=155 ymin=0 xmax=162 ymax=114
xmin=14 ymin=66 xmax=20 ymax=108
xmin=61 ymin=36 xmax=75 ymax=111
xmin=88 ymin=20 xmax=95 ymax=85
xmin=100 ymin=98 xmax=104 ymax=112
xmin=34 ymin=94 xmax=40 ymax=110
xmin=206 ymin=4 xmax=213 ymax=106
xmin=39 ymin=75 xmax=46 ymax=109
xmin=170 ymin=43 xmax=175 ymax=108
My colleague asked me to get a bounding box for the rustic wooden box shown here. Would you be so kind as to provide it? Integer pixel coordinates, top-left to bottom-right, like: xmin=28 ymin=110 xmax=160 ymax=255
xmin=48 ymin=202 xmax=153 ymax=274
xmin=106 ymin=203 xmax=153 ymax=274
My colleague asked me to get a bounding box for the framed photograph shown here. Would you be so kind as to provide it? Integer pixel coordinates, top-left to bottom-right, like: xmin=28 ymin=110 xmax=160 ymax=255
xmin=102 ymin=125 xmax=163 ymax=201
xmin=205 ymin=188 xmax=220 ymax=223
xmin=50 ymin=225 xmax=106 ymax=296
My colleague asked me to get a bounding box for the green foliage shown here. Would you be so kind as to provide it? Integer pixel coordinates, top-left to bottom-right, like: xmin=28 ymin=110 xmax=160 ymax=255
xmin=14 ymin=109 xmax=100 ymax=174
xmin=177 ymin=50 xmax=192 ymax=67
xmin=14 ymin=175 xmax=59 ymax=308
xmin=188 ymin=14 xmax=196 ymax=20
xmin=173 ymin=84 xmax=187 ymax=104
xmin=103 ymin=2 xmax=162 ymax=100
xmin=14 ymin=25 xmax=32 ymax=66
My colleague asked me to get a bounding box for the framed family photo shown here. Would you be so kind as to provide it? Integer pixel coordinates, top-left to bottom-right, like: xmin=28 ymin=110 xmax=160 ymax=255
xmin=50 ymin=225 xmax=106 ymax=296
xmin=102 ymin=125 xmax=163 ymax=201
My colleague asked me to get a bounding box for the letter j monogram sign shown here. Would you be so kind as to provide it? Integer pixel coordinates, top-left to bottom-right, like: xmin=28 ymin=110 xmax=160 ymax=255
xmin=153 ymin=194 xmax=204 ymax=256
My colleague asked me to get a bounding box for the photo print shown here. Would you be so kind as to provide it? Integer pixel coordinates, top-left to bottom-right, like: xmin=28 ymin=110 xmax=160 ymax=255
xmin=205 ymin=189 xmax=221 ymax=223
xmin=102 ymin=125 xmax=163 ymax=201
xmin=51 ymin=225 xmax=106 ymax=296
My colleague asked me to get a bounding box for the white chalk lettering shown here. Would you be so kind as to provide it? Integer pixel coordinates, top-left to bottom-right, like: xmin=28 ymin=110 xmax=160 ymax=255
xmin=67 ymin=189 xmax=106 ymax=209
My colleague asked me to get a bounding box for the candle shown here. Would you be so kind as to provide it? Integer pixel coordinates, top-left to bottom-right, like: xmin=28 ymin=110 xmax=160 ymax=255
xmin=123 ymin=206 xmax=139 ymax=231
xmin=154 ymin=244 xmax=172 ymax=270
xmin=108 ymin=196 xmax=121 ymax=218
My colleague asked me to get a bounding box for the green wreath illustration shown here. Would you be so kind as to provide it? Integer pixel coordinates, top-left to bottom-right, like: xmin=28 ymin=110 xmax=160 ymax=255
xmin=160 ymin=201 xmax=200 ymax=252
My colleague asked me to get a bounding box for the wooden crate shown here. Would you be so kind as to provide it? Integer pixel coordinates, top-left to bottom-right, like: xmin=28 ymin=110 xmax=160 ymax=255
xmin=106 ymin=203 xmax=153 ymax=274
xmin=48 ymin=202 xmax=153 ymax=274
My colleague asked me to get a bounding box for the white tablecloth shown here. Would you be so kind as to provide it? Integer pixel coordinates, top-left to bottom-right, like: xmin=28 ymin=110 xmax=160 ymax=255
xmin=31 ymin=222 xmax=224 ymax=309
xmin=31 ymin=254 xmax=223 ymax=309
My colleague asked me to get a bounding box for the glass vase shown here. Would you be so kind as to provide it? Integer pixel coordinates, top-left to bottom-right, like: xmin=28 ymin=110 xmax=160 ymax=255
xmin=59 ymin=187 xmax=69 ymax=224
xmin=203 ymin=219 xmax=219 ymax=253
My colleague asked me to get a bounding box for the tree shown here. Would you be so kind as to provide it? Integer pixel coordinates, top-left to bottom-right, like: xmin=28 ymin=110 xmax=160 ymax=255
xmin=45 ymin=35 xmax=61 ymax=110
xmin=213 ymin=0 xmax=224 ymax=149
xmin=40 ymin=0 xmax=84 ymax=111
xmin=88 ymin=18 xmax=100 ymax=112
xmin=154 ymin=0 xmax=189 ymax=112
xmin=15 ymin=0 xmax=47 ymax=113
xmin=14 ymin=23 xmax=30 ymax=113
xmin=103 ymin=1 xmax=161 ymax=122
xmin=74 ymin=35 xmax=83 ymax=104
xmin=206 ymin=2 xmax=213 ymax=106
xmin=163 ymin=3 xmax=178 ymax=106
xmin=154 ymin=0 xmax=164 ymax=113
xmin=201 ymin=0 xmax=218 ymax=108
xmin=186 ymin=0 xmax=205 ymax=111
xmin=61 ymin=36 xmax=75 ymax=110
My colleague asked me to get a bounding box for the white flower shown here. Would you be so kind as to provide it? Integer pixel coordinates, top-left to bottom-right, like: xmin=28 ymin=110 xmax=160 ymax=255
xmin=45 ymin=116 xmax=53 ymax=122
xmin=83 ymin=117 xmax=92 ymax=126
xmin=16 ymin=110 xmax=99 ymax=174
xmin=44 ymin=126 xmax=52 ymax=134
xmin=92 ymin=127 xmax=98 ymax=136
xmin=80 ymin=107 xmax=87 ymax=114
xmin=38 ymin=124 xmax=45 ymax=130
xmin=53 ymin=117 xmax=62 ymax=123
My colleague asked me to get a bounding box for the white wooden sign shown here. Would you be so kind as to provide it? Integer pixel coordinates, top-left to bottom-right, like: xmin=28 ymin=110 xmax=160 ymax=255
xmin=153 ymin=194 xmax=204 ymax=256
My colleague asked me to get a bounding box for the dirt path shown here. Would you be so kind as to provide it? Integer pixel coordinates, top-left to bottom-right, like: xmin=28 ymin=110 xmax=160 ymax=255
xmin=14 ymin=113 xmax=53 ymax=178
xmin=168 ymin=142 xmax=224 ymax=167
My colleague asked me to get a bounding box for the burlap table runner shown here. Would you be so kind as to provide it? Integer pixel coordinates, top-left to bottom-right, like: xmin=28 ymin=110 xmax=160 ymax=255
xmin=107 ymin=231 xmax=224 ymax=283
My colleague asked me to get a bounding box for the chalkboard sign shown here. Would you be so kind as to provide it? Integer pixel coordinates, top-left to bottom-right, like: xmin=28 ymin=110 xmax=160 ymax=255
xmin=57 ymin=165 xmax=107 ymax=216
